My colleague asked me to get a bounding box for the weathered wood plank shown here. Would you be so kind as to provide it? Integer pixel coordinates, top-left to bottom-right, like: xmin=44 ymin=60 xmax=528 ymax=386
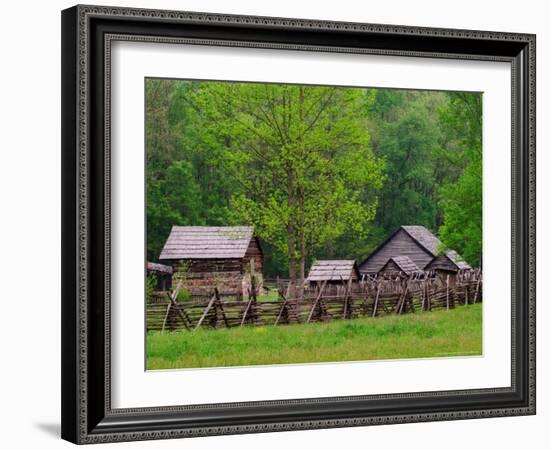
xmin=194 ymin=294 xmax=217 ymax=331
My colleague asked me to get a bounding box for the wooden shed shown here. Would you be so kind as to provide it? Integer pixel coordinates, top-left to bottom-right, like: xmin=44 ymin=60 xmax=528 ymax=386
xmin=379 ymin=256 xmax=421 ymax=276
xmin=358 ymin=225 xmax=471 ymax=275
xmin=146 ymin=262 xmax=173 ymax=291
xmin=158 ymin=226 xmax=263 ymax=298
xmin=307 ymin=260 xmax=360 ymax=285
xmin=424 ymin=250 xmax=471 ymax=272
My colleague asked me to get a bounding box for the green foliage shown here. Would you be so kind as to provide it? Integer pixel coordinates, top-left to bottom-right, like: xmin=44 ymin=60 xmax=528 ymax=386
xmin=145 ymin=79 xmax=483 ymax=274
xmin=176 ymin=289 xmax=192 ymax=303
xmin=177 ymin=260 xmax=191 ymax=275
xmin=147 ymin=160 xmax=203 ymax=259
xmin=145 ymin=273 xmax=156 ymax=304
xmin=438 ymin=157 xmax=482 ymax=264
xmin=145 ymin=79 xmax=239 ymax=260
xmin=146 ymin=304 xmax=482 ymax=369
xmin=365 ymin=89 xmax=482 ymax=267
xmin=174 ymin=261 xmax=192 ymax=302
xmin=369 ymin=91 xmax=447 ymax=233
xmin=187 ymin=82 xmax=384 ymax=283
xmin=203 ymin=84 xmax=383 ymax=279
xmin=437 ymin=93 xmax=483 ymax=265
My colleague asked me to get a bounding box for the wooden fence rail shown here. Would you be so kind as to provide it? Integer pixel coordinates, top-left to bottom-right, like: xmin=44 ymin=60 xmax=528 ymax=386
xmin=147 ymin=269 xmax=482 ymax=332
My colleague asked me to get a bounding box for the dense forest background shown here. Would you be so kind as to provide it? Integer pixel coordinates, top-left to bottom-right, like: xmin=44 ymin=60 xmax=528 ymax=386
xmin=146 ymin=79 xmax=482 ymax=280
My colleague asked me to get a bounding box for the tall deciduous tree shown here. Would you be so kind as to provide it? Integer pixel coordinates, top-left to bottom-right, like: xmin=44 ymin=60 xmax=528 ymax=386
xmin=147 ymin=161 xmax=203 ymax=259
xmin=145 ymin=78 xmax=483 ymax=274
xmin=366 ymin=91 xmax=450 ymax=241
xmin=438 ymin=93 xmax=482 ymax=266
xmin=192 ymin=83 xmax=385 ymax=292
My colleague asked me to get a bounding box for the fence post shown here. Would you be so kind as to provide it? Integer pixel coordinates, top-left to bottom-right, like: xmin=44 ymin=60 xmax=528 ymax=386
xmin=161 ymin=302 xmax=172 ymax=333
xmin=372 ymin=282 xmax=381 ymax=317
xmin=446 ymin=275 xmax=450 ymax=310
xmin=215 ymin=288 xmax=229 ymax=328
xmin=240 ymin=294 xmax=254 ymax=327
xmin=426 ymin=276 xmax=433 ymax=311
xmin=473 ymin=271 xmax=481 ymax=303
xmin=249 ymin=259 xmax=256 ymax=299
xmin=194 ymin=293 xmax=217 ymax=331
xmin=397 ymin=277 xmax=411 ymax=314
xmin=307 ymin=280 xmax=326 ymax=323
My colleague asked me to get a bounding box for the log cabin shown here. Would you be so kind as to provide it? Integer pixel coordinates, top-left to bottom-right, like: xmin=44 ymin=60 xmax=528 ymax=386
xmin=307 ymin=260 xmax=360 ymax=292
xmin=424 ymin=249 xmax=472 ymax=272
xmin=379 ymin=255 xmax=421 ymax=276
xmin=158 ymin=226 xmax=263 ymax=298
xmin=359 ymin=225 xmax=471 ymax=276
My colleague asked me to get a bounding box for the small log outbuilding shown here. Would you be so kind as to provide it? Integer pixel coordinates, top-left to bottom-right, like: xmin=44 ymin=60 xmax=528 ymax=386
xmin=307 ymin=260 xmax=360 ymax=286
xmin=359 ymin=225 xmax=471 ymax=275
xmin=379 ymin=256 xmax=420 ymax=276
xmin=159 ymin=226 xmax=263 ymax=298
xmin=424 ymin=250 xmax=472 ymax=273
xmin=146 ymin=262 xmax=173 ymax=291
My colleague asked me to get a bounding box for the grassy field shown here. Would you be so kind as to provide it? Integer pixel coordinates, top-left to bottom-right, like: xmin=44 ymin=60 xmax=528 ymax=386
xmin=146 ymin=303 xmax=482 ymax=370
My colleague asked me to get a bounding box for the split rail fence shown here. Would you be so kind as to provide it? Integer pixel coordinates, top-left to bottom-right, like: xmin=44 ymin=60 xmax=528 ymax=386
xmin=147 ymin=269 xmax=482 ymax=332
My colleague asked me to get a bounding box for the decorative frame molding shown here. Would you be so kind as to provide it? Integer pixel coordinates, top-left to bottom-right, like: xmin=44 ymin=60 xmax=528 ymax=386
xmin=61 ymin=4 xmax=536 ymax=444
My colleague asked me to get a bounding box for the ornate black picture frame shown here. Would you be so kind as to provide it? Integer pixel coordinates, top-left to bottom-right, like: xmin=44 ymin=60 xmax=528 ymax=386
xmin=61 ymin=4 xmax=536 ymax=444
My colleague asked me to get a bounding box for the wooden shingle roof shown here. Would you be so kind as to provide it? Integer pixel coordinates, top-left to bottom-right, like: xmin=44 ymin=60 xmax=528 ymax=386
xmin=159 ymin=226 xmax=254 ymax=260
xmin=307 ymin=260 xmax=359 ymax=282
xmin=400 ymin=226 xmax=471 ymax=270
xmin=358 ymin=225 xmax=472 ymax=273
xmin=146 ymin=262 xmax=173 ymax=274
xmin=444 ymin=250 xmax=472 ymax=270
xmin=401 ymin=225 xmax=441 ymax=254
xmin=381 ymin=256 xmax=420 ymax=274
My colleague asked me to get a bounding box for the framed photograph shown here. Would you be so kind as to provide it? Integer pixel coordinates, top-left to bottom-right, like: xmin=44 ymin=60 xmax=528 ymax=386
xmin=61 ymin=4 xmax=536 ymax=444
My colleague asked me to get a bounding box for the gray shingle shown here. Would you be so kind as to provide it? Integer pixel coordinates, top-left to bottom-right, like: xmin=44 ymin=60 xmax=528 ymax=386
xmin=307 ymin=260 xmax=359 ymax=281
xmin=401 ymin=225 xmax=442 ymax=254
xmin=159 ymin=226 xmax=254 ymax=260
xmin=402 ymin=225 xmax=471 ymax=270
xmin=382 ymin=256 xmax=420 ymax=274
xmin=146 ymin=262 xmax=173 ymax=274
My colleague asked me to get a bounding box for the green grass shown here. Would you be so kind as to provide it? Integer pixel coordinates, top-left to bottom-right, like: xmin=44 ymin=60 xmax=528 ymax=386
xmin=146 ymin=303 xmax=482 ymax=370
xmin=256 ymin=290 xmax=280 ymax=302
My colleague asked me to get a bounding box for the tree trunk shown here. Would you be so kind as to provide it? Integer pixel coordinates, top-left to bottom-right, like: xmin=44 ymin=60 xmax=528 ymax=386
xmin=298 ymin=240 xmax=305 ymax=300
xmin=287 ymin=228 xmax=296 ymax=298
xmin=296 ymin=86 xmax=306 ymax=301
xmin=287 ymin=169 xmax=297 ymax=299
xmin=298 ymin=186 xmax=306 ymax=300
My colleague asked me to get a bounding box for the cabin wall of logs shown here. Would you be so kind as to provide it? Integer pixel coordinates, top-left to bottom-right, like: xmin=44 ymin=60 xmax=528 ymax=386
xmin=147 ymin=269 xmax=482 ymax=332
xmin=157 ymin=258 xmax=263 ymax=299
xmin=173 ymin=270 xmax=245 ymax=298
